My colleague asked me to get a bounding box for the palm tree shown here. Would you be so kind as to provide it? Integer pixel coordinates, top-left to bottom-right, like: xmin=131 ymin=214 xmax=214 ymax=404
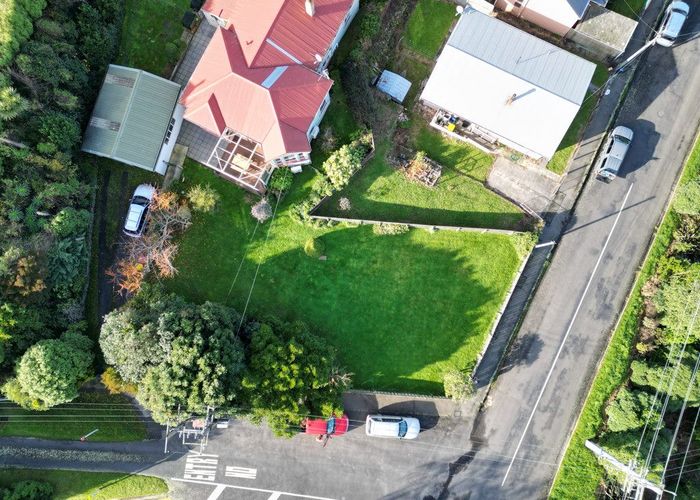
xmin=0 ymin=86 xmax=29 ymax=122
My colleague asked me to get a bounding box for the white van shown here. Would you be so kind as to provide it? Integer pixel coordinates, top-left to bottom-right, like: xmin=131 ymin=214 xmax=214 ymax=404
xmin=365 ymin=415 xmax=420 ymax=440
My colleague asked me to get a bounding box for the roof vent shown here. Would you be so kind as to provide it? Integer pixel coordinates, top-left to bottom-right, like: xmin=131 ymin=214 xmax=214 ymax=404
xmin=305 ymin=0 xmax=315 ymax=16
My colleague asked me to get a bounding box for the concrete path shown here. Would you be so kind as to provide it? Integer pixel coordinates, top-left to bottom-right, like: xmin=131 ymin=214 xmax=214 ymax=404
xmin=487 ymin=157 xmax=561 ymax=214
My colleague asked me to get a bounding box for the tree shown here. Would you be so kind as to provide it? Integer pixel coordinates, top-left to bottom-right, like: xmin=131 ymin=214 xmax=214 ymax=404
xmin=443 ymin=368 xmax=475 ymax=402
xmin=605 ymin=387 xmax=656 ymax=432
xmin=630 ymin=352 xmax=700 ymax=408
xmin=242 ymin=317 xmax=349 ymax=437
xmin=654 ymin=269 xmax=700 ymax=344
xmin=0 ymin=86 xmax=30 ymax=121
xmin=674 ymin=180 xmax=700 ymax=215
xmin=2 ymin=479 xmax=53 ymax=500
xmin=268 ymin=168 xmax=293 ymax=194
xmin=36 ymin=111 xmax=80 ymax=153
xmin=323 ymin=143 xmax=365 ymax=189
xmin=0 ymin=302 xmax=46 ymax=367
xmin=100 ymin=288 xmax=245 ymax=424
xmin=3 ymin=328 xmax=93 ymax=410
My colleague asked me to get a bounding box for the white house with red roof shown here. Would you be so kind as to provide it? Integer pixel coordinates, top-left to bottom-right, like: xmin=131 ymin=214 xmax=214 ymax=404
xmin=179 ymin=0 xmax=359 ymax=193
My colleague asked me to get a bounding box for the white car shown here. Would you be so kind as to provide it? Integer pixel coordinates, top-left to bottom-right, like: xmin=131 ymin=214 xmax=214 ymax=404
xmin=365 ymin=415 xmax=420 ymax=440
xmin=123 ymin=184 xmax=156 ymax=237
xmin=595 ymin=126 xmax=634 ymax=182
xmin=656 ymin=1 xmax=690 ymax=47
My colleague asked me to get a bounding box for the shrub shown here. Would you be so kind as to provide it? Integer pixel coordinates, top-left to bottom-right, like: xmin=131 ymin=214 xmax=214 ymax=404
xmin=604 ymin=387 xmax=656 ymax=432
xmin=372 ymin=223 xmax=410 ymax=236
xmin=251 ymin=197 xmax=273 ymax=223
xmin=304 ymin=238 xmax=325 ymax=258
xmin=339 ymin=197 xmax=351 ymax=211
xmin=3 ymin=479 xmax=53 ymax=500
xmin=48 ymin=207 xmax=91 ymax=237
xmin=311 ymin=175 xmax=333 ymax=197
xmin=37 ymin=112 xmax=81 ymax=153
xmin=443 ymin=368 xmax=475 ymax=401
xmin=101 ymin=366 xmax=137 ymax=395
xmin=0 ymin=86 xmax=30 ymax=121
xmin=187 ymin=184 xmax=220 ymax=213
xmin=360 ymin=13 xmax=381 ymax=38
xmin=323 ymin=143 xmax=365 ymax=189
xmin=269 ymin=168 xmax=293 ymax=194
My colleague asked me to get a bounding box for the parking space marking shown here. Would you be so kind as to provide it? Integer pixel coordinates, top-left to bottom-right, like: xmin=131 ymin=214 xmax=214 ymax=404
xmin=225 ymin=466 xmax=257 ymax=479
xmin=172 ymin=477 xmax=337 ymax=500
xmin=267 ymin=493 xmax=281 ymax=500
xmin=207 ymin=484 xmax=226 ymax=500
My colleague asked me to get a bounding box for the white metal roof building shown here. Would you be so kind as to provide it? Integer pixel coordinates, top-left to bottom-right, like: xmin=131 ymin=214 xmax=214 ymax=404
xmin=420 ymin=8 xmax=596 ymax=160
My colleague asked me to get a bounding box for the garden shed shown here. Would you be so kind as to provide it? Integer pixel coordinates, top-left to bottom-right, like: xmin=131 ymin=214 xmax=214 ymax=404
xmin=82 ymin=65 xmax=184 ymax=174
xmin=420 ymin=8 xmax=595 ymax=160
xmin=375 ymin=70 xmax=412 ymax=103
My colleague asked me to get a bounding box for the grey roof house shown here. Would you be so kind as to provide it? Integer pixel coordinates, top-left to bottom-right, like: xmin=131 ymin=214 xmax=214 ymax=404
xmin=82 ymin=65 xmax=185 ymax=174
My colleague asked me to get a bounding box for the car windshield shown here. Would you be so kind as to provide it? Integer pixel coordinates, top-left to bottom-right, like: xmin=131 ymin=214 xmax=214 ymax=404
xmin=398 ymin=420 xmax=408 ymax=437
xmin=132 ymin=195 xmax=150 ymax=206
xmin=615 ymin=135 xmax=631 ymax=145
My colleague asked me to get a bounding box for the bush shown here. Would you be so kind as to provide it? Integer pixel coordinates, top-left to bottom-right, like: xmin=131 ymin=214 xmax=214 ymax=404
xmin=304 ymin=238 xmax=325 ymax=258
xmin=37 ymin=112 xmax=81 ymax=153
xmin=360 ymin=13 xmax=381 ymax=38
xmin=443 ymin=368 xmax=475 ymax=401
xmin=323 ymin=143 xmax=365 ymax=189
xmin=339 ymin=197 xmax=351 ymax=211
xmin=269 ymin=168 xmax=293 ymax=194
xmin=251 ymin=198 xmax=273 ymax=223
xmin=187 ymin=184 xmax=220 ymax=213
xmin=604 ymin=387 xmax=656 ymax=432
xmin=101 ymin=366 xmax=137 ymax=395
xmin=0 ymin=86 xmax=30 ymax=121
xmin=3 ymin=480 xmax=53 ymax=500
xmin=372 ymin=223 xmax=410 ymax=235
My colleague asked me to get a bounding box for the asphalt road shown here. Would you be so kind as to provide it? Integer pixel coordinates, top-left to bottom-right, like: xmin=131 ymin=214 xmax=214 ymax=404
xmin=429 ymin=8 xmax=700 ymax=500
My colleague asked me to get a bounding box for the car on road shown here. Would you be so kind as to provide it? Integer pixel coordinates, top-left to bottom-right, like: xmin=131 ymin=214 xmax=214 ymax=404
xmin=656 ymin=1 xmax=690 ymax=47
xmin=595 ymin=126 xmax=634 ymax=181
xmin=123 ymin=184 xmax=155 ymax=237
xmin=365 ymin=415 xmax=420 ymax=439
xmin=304 ymin=414 xmax=349 ymax=436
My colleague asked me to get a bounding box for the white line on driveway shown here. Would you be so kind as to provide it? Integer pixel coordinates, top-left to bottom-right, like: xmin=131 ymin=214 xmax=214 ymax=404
xmin=267 ymin=493 xmax=282 ymax=500
xmin=172 ymin=477 xmax=337 ymax=500
xmin=207 ymin=484 xmax=226 ymax=500
xmin=501 ymin=183 xmax=635 ymax=486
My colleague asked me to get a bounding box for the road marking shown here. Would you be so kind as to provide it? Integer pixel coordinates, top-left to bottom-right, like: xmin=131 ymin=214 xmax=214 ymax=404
xmin=171 ymin=477 xmax=337 ymax=500
xmin=184 ymin=450 xmax=219 ymax=481
xmin=501 ymin=183 xmax=635 ymax=487
xmin=267 ymin=493 xmax=282 ymax=500
xmin=207 ymin=484 xmax=226 ymax=500
xmin=225 ymin=466 xmax=257 ymax=479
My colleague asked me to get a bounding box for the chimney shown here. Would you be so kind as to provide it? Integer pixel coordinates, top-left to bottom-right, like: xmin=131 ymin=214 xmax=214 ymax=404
xmin=305 ymin=0 xmax=315 ymax=16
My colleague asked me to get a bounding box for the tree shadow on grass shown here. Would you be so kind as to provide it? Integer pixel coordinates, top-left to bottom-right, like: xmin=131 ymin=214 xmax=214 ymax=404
xmin=238 ymin=224 xmax=513 ymax=396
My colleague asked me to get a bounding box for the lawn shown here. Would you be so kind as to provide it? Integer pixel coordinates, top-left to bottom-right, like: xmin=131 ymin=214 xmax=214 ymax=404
xmin=117 ymin=0 xmax=190 ymax=77
xmin=607 ymin=0 xmax=646 ymax=18
xmin=315 ymin=140 xmax=526 ymax=229
xmin=404 ymin=0 xmax=456 ymax=58
xmin=165 ymin=161 xmax=529 ymax=394
xmin=0 ymin=391 xmax=147 ymax=442
xmin=547 ymin=64 xmax=610 ymax=175
xmin=0 ymin=469 xmax=168 ymax=500
xmin=550 ymin=136 xmax=700 ymax=498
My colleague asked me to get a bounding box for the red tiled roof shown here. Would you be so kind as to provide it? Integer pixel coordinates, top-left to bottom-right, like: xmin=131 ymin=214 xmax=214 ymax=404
xmin=203 ymin=0 xmax=355 ymax=68
xmin=180 ymin=28 xmax=332 ymax=161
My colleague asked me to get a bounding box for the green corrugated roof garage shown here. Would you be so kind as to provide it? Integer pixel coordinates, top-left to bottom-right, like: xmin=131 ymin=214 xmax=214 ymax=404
xmin=82 ymin=65 xmax=181 ymax=172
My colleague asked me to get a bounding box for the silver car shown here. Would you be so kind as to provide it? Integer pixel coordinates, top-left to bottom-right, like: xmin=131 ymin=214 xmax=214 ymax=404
xmin=657 ymin=1 xmax=690 ymax=47
xmin=123 ymin=184 xmax=156 ymax=237
xmin=365 ymin=415 xmax=421 ymax=440
xmin=595 ymin=126 xmax=634 ymax=182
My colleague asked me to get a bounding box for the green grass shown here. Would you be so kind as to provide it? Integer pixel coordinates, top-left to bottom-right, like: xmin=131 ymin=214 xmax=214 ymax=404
xmin=404 ymin=0 xmax=456 ymax=59
xmin=547 ymin=65 xmax=610 ymax=175
xmin=607 ymin=0 xmax=646 ymax=18
xmin=326 ymin=69 xmax=357 ymax=144
xmin=315 ymin=140 xmax=525 ymax=229
xmin=550 ymin=135 xmax=700 ymax=498
xmin=165 ymin=161 xmax=526 ymax=394
xmin=117 ymin=0 xmax=189 ymax=77
xmin=0 ymin=391 xmax=147 ymax=442
xmin=0 ymin=469 xmax=167 ymax=500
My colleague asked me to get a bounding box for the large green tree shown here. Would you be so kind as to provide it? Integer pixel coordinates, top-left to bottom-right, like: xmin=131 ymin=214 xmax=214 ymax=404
xmin=242 ymin=317 xmax=349 ymax=437
xmin=654 ymin=269 xmax=700 ymax=344
xmin=100 ymin=287 xmax=246 ymax=424
xmin=2 ymin=327 xmax=93 ymax=410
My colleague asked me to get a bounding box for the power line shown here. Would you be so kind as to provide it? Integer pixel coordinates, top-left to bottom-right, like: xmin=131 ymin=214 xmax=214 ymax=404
xmin=225 ymin=218 xmax=261 ymax=300
xmin=673 ymin=408 xmax=700 ymax=493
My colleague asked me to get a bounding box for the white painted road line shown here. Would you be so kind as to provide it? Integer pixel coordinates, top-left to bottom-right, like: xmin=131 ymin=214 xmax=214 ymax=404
xmin=225 ymin=466 xmax=257 ymax=479
xmin=501 ymin=183 xmax=635 ymax=487
xmin=207 ymin=484 xmax=226 ymax=500
xmin=171 ymin=477 xmax=337 ymax=500
xmin=267 ymin=493 xmax=282 ymax=500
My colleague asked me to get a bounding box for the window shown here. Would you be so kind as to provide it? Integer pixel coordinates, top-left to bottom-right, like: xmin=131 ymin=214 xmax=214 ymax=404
xmin=163 ymin=117 xmax=176 ymax=145
xmin=398 ymin=421 xmax=408 ymax=438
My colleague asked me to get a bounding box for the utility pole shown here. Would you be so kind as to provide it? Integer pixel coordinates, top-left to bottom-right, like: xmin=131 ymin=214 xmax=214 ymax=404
xmin=611 ymin=40 xmax=656 ymax=76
